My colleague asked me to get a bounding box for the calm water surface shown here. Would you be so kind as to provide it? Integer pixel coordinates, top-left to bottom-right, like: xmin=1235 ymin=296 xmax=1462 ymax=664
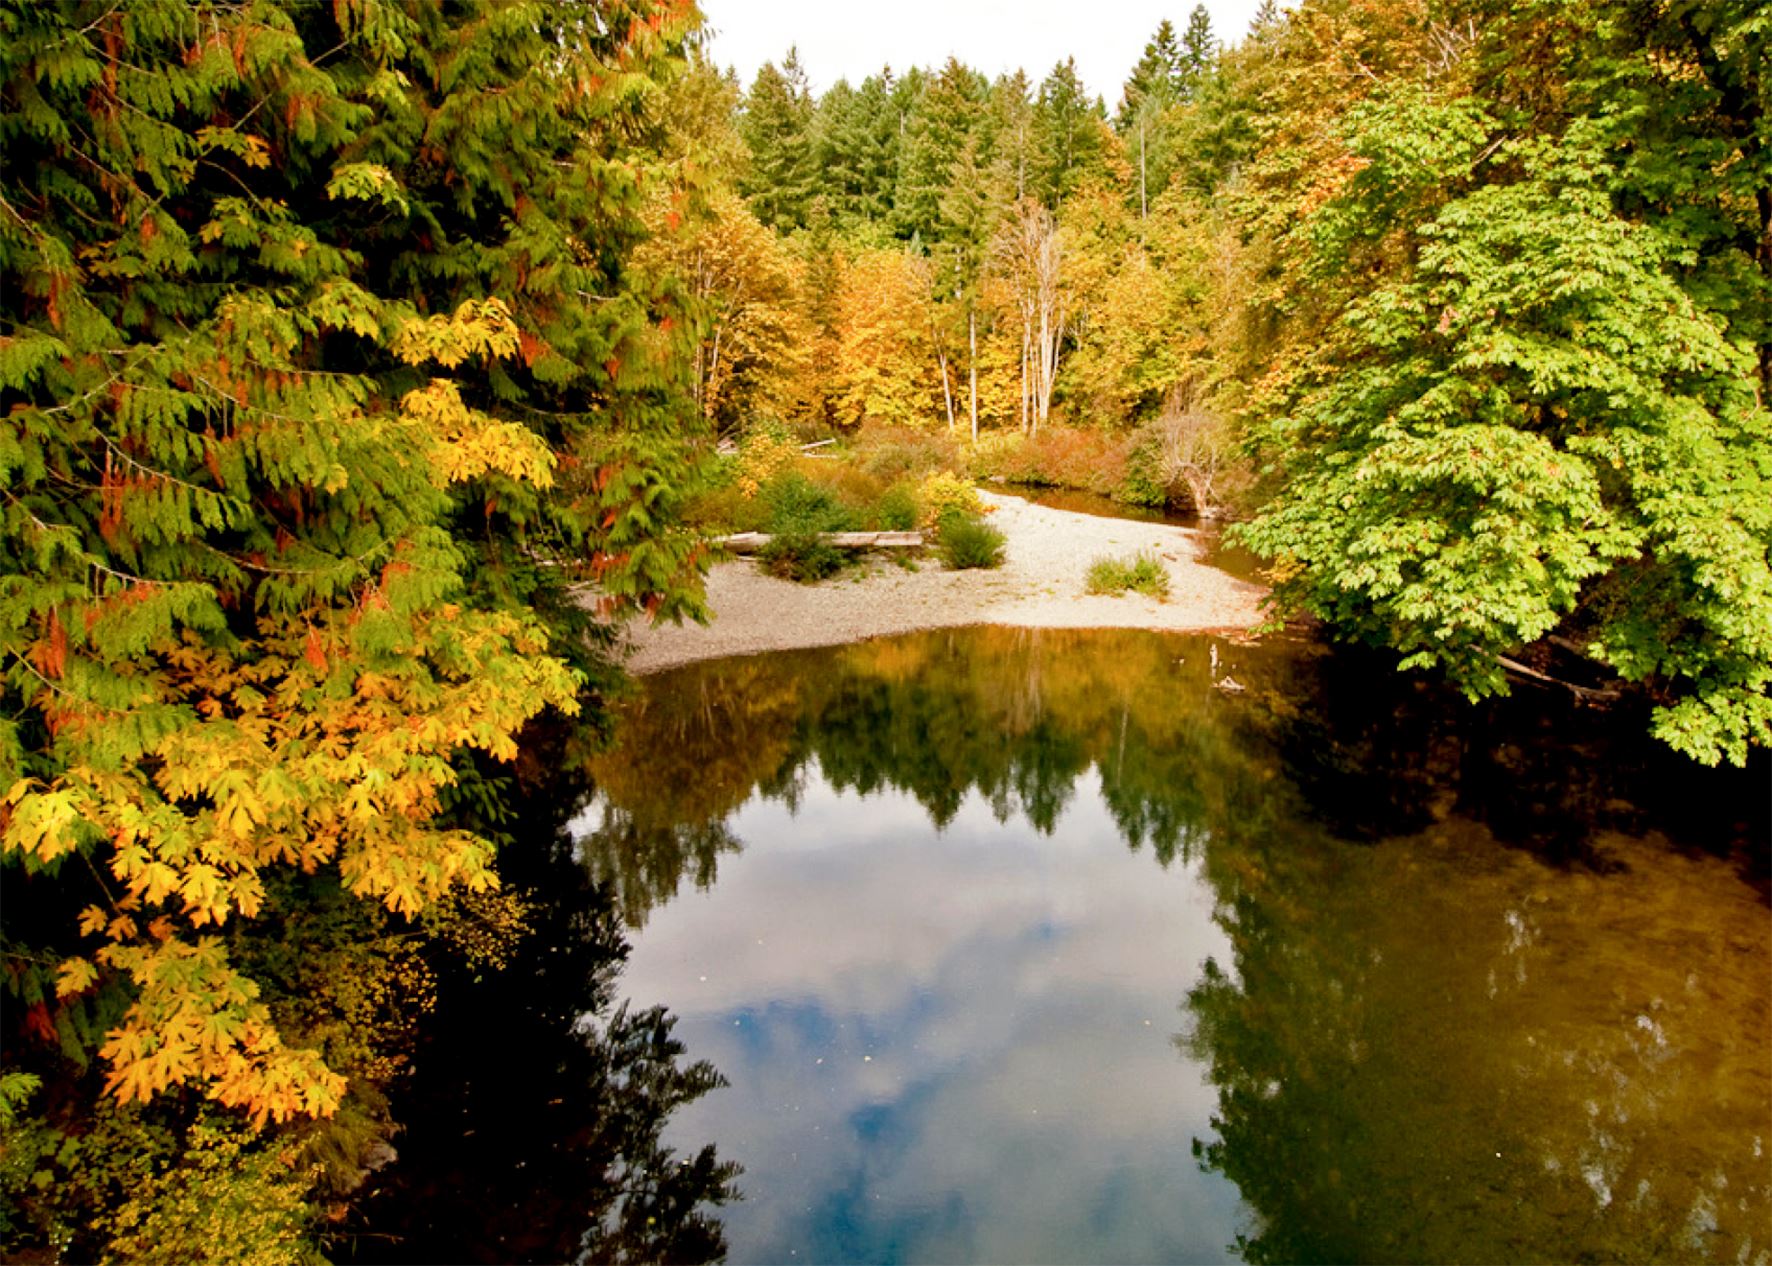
xmin=572 ymin=628 xmax=1770 ymax=1265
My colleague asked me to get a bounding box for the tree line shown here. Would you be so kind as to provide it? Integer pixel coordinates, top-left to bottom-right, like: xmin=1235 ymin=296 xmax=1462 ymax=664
xmin=674 ymin=0 xmax=1769 ymax=769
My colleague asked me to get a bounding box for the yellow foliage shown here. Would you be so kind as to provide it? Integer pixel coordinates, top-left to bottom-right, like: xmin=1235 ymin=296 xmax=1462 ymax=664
xmin=400 ymin=379 xmax=557 ymax=488
xmin=835 ymin=250 xmax=939 ymax=429
xmin=96 ymin=938 xmax=347 ymax=1127
xmin=2 ymin=600 xmax=578 ymax=1126
xmin=916 ymin=471 xmax=984 ymax=528
xmin=735 ymin=422 xmax=797 ymax=498
xmin=98 ymin=1121 xmax=323 ymax=1266
xmin=391 ymin=297 xmax=521 ymax=368
xmin=55 ymin=955 xmax=97 ymax=997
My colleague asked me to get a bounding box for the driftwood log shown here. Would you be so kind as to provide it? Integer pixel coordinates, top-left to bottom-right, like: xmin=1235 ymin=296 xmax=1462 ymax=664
xmin=717 ymin=531 xmax=924 ymax=553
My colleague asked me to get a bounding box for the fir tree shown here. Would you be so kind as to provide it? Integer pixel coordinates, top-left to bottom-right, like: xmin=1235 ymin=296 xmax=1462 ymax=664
xmin=814 ymin=72 xmax=899 ymax=228
xmin=1179 ymin=4 xmax=1217 ymax=93
xmin=988 ymin=71 xmax=1040 ymax=204
xmin=1117 ymin=19 xmax=1184 ymax=130
xmin=1034 ymin=59 xmax=1111 ymax=206
xmin=895 ymin=59 xmax=985 ymax=242
xmin=740 ymin=49 xmax=816 ymax=230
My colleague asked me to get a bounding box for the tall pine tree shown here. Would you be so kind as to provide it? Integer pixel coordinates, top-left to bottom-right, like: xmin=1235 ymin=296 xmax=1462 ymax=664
xmin=739 ymin=49 xmax=816 ymax=230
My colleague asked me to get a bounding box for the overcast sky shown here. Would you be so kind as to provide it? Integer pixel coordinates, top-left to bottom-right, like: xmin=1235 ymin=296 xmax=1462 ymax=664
xmin=698 ymin=0 xmax=1269 ymax=106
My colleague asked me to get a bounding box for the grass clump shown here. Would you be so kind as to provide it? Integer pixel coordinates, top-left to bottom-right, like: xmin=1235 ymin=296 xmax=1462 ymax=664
xmin=936 ymin=510 xmax=1006 ymax=571
xmin=1085 ymin=551 xmax=1170 ymax=599
xmin=872 ymin=482 xmax=918 ymax=531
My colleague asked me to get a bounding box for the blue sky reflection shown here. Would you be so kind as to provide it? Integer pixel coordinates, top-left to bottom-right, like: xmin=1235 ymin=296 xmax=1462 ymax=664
xmin=592 ymin=766 xmax=1248 ymax=1264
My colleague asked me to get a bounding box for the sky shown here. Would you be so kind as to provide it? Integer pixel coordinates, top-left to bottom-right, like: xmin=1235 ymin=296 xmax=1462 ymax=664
xmin=697 ymin=0 xmax=1270 ymax=106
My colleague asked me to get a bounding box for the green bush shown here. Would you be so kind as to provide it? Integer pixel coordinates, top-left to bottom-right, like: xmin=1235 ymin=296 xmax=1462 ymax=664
xmin=872 ymin=483 xmax=918 ymax=531
xmin=757 ymin=474 xmax=852 ymax=582
xmin=1118 ymin=431 xmax=1170 ymax=507
xmin=936 ymin=511 xmax=1006 ymax=570
xmin=1085 ymin=552 xmax=1171 ymax=599
xmin=759 ymin=533 xmax=847 ymax=582
xmin=764 ymin=472 xmax=851 ymax=535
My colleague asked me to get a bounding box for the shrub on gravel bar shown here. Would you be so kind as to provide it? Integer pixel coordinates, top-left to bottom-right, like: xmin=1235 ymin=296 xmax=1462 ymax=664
xmin=937 ymin=511 xmax=1007 ymax=571
xmin=1085 ymin=552 xmax=1170 ymax=599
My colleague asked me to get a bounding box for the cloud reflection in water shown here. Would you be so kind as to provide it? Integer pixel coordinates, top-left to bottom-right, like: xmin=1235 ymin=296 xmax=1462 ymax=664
xmin=583 ymin=766 xmax=1245 ymax=1264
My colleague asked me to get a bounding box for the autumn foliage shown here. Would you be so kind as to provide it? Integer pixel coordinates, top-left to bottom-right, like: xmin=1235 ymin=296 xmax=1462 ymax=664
xmin=0 ymin=0 xmax=708 ymax=1256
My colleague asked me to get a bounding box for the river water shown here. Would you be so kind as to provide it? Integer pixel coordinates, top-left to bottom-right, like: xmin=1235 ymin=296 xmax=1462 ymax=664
xmin=348 ymin=625 xmax=1769 ymax=1264
xmin=583 ymin=628 xmax=1768 ymax=1264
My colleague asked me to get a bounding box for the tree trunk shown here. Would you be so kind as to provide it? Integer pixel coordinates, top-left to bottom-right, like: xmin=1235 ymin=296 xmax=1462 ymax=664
xmin=968 ymin=308 xmax=979 ymax=444
xmin=1019 ymin=328 xmax=1030 ymax=435
xmin=937 ymin=346 xmax=956 ymax=434
xmin=705 ymin=325 xmax=723 ymax=421
xmin=1139 ymin=120 xmax=1147 ymax=221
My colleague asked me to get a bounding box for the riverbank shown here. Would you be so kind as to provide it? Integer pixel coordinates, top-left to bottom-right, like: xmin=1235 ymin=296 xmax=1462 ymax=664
xmin=619 ymin=490 xmax=1269 ymax=675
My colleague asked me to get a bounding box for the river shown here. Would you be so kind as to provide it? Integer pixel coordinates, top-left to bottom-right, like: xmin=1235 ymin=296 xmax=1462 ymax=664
xmin=345 ymin=625 xmax=1769 ymax=1265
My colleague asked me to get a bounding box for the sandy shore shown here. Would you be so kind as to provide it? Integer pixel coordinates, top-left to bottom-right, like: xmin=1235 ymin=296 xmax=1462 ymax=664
xmin=619 ymin=490 xmax=1269 ymax=675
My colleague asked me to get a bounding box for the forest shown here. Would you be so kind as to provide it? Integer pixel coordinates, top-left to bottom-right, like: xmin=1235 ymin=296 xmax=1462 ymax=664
xmin=0 ymin=0 xmax=1766 ymax=1260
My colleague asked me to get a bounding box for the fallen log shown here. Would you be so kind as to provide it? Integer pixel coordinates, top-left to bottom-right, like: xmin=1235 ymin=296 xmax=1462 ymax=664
xmin=717 ymin=530 xmax=924 ymax=554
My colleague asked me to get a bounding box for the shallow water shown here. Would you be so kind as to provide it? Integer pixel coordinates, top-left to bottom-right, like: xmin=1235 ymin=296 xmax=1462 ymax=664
xmin=573 ymin=628 xmax=1770 ymax=1265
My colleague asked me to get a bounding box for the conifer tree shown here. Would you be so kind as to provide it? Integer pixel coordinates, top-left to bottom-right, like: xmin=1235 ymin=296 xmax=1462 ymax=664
xmin=1034 ymin=59 xmax=1112 ymax=207
xmin=0 ymin=0 xmax=709 ymax=1251
xmin=989 ymin=71 xmax=1040 ymax=205
xmin=1179 ymin=5 xmax=1217 ymax=95
xmin=797 ymin=197 xmax=847 ymax=427
xmin=1117 ymin=19 xmax=1184 ymax=129
xmin=895 ymin=59 xmax=985 ymax=242
xmin=814 ymin=72 xmax=900 ymax=229
xmin=740 ymin=49 xmax=816 ymax=230
xmin=814 ymin=80 xmax=867 ymax=220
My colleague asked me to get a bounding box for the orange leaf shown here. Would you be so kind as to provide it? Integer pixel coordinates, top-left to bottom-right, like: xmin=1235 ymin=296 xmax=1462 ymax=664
xmin=304 ymin=627 xmax=328 ymax=674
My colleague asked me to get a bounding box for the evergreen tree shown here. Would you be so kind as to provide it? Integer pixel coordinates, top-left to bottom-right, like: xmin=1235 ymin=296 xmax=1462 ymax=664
xmin=797 ymin=197 xmax=846 ymax=427
xmin=1117 ymin=19 xmax=1184 ymax=130
xmin=814 ymin=80 xmax=862 ymax=220
xmin=895 ymin=59 xmax=985 ymax=242
xmin=1034 ymin=59 xmax=1111 ymax=206
xmin=856 ymin=71 xmax=907 ymax=225
xmin=988 ymin=71 xmax=1040 ymax=204
xmin=740 ymin=49 xmax=816 ymax=230
xmin=1179 ymin=4 xmax=1217 ymax=94
xmin=0 ymin=0 xmax=711 ymax=1253
xmin=814 ymin=72 xmax=899 ymax=229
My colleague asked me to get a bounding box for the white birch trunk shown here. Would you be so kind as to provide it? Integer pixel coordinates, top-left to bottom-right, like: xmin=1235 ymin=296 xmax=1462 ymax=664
xmin=968 ymin=308 xmax=978 ymax=444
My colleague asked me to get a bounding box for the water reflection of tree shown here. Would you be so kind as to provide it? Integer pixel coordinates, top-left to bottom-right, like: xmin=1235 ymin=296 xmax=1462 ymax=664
xmin=579 ymin=806 xmax=747 ymax=931
xmin=1180 ymin=817 xmax=1771 ymax=1265
xmin=339 ymin=723 xmax=740 ymax=1265
xmin=582 ymin=628 xmax=1295 ymax=922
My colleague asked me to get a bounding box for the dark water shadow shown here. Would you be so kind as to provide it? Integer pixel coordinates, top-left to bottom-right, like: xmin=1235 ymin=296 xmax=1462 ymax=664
xmin=334 ymin=723 xmax=740 ymax=1266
